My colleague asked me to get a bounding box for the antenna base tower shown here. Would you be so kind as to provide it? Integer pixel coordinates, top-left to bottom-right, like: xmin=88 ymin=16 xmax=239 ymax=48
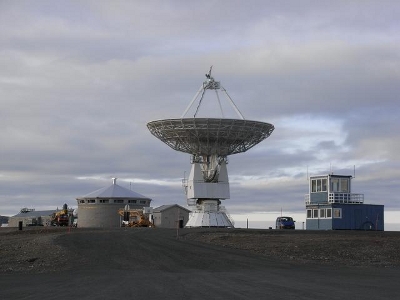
xmin=185 ymin=202 xmax=234 ymax=227
xmin=183 ymin=160 xmax=233 ymax=227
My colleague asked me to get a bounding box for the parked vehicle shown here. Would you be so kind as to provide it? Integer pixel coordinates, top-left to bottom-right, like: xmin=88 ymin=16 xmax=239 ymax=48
xmin=118 ymin=208 xmax=155 ymax=228
xmin=276 ymin=216 xmax=295 ymax=229
xmin=51 ymin=204 xmax=70 ymax=226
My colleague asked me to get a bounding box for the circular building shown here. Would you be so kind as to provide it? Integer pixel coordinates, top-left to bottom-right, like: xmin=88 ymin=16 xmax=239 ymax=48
xmin=76 ymin=178 xmax=152 ymax=228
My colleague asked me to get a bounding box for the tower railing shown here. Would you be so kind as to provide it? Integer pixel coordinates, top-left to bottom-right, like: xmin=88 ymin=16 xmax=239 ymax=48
xmin=328 ymin=193 xmax=364 ymax=204
xmin=305 ymin=193 xmax=364 ymax=204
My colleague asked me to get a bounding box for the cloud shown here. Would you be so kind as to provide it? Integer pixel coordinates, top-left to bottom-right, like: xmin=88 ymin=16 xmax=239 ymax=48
xmin=0 ymin=1 xmax=399 ymax=227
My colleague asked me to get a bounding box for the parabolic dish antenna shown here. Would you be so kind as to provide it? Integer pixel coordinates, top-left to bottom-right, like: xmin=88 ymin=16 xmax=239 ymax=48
xmin=147 ymin=67 xmax=274 ymax=227
xmin=147 ymin=118 xmax=274 ymax=157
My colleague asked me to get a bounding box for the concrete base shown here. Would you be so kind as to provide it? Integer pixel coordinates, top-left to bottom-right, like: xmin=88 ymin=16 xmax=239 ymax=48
xmin=185 ymin=211 xmax=234 ymax=228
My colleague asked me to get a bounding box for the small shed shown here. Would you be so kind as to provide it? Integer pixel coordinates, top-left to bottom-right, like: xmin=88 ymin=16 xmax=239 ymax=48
xmin=153 ymin=204 xmax=191 ymax=228
xmin=8 ymin=209 xmax=56 ymax=227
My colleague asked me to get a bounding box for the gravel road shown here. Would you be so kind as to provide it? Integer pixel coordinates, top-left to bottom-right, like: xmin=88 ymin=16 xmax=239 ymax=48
xmin=1 ymin=227 xmax=399 ymax=299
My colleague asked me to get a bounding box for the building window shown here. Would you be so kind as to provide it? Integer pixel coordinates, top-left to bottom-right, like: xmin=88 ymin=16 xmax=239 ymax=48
xmin=128 ymin=200 xmax=137 ymax=204
xmin=114 ymin=200 xmax=124 ymax=204
xmin=100 ymin=199 xmax=109 ymax=204
xmin=312 ymin=180 xmax=317 ymax=192
xmin=331 ymin=178 xmax=339 ymax=192
xmin=331 ymin=177 xmax=349 ymax=193
xmin=311 ymin=178 xmax=327 ymax=193
xmin=341 ymin=179 xmax=349 ymax=192
xmin=308 ymin=208 xmax=333 ymax=219
xmin=79 ymin=200 xmax=85 ymax=204
xmin=317 ymin=180 xmax=322 ymax=192
xmin=140 ymin=200 xmax=146 ymax=204
xmin=333 ymin=208 xmax=342 ymax=218
xmin=322 ymin=179 xmax=327 ymax=192
xmin=87 ymin=199 xmax=95 ymax=203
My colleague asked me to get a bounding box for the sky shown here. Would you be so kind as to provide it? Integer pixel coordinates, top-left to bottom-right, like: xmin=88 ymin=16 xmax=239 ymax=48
xmin=1 ymin=0 xmax=399 ymax=229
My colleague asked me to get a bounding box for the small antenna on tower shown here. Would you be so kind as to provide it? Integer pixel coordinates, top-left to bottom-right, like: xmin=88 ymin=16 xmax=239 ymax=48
xmin=306 ymin=165 xmax=308 ymax=181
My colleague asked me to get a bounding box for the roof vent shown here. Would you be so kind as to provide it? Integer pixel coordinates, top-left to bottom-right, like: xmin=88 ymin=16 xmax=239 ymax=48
xmin=112 ymin=178 xmax=117 ymax=185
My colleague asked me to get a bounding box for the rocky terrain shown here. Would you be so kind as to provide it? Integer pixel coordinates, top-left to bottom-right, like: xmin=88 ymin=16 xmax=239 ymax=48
xmin=1 ymin=227 xmax=399 ymax=274
xmin=183 ymin=228 xmax=400 ymax=268
xmin=0 ymin=227 xmax=68 ymax=273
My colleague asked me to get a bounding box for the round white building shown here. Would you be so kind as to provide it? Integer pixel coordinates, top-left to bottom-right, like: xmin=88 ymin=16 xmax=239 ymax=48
xmin=76 ymin=178 xmax=152 ymax=228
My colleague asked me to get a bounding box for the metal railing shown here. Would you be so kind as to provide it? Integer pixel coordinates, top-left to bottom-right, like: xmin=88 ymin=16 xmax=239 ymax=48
xmin=304 ymin=194 xmax=310 ymax=203
xmin=305 ymin=193 xmax=364 ymax=204
xmin=328 ymin=193 xmax=364 ymax=204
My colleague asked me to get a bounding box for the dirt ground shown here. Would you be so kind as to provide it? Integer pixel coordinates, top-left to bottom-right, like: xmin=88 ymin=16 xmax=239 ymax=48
xmin=1 ymin=227 xmax=399 ymax=273
xmin=184 ymin=228 xmax=400 ymax=268
xmin=1 ymin=227 xmax=400 ymax=299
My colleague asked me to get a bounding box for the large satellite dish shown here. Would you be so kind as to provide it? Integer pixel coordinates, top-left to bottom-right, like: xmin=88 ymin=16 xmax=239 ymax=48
xmin=147 ymin=67 xmax=274 ymax=227
xmin=147 ymin=118 xmax=274 ymax=157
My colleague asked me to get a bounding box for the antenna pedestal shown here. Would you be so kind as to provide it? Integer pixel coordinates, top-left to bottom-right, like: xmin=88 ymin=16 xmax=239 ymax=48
xmin=185 ymin=203 xmax=234 ymax=227
xmin=186 ymin=161 xmax=229 ymax=199
xmin=184 ymin=161 xmax=233 ymax=227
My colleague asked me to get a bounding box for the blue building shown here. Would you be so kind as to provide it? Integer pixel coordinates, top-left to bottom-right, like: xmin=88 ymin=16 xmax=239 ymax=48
xmin=305 ymin=174 xmax=384 ymax=230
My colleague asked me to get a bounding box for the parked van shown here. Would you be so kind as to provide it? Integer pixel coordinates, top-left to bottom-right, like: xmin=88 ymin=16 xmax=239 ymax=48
xmin=276 ymin=216 xmax=295 ymax=229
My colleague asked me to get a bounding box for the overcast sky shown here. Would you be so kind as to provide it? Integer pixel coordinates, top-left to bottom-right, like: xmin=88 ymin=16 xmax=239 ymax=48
xmin=1 ymin=1 xmax=399 ymax=228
